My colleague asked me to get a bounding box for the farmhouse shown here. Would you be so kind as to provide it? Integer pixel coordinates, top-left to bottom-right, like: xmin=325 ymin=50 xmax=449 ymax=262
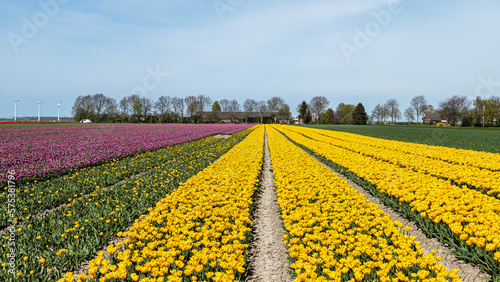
xmin=422 ymin=111 xmax=442 ymax=124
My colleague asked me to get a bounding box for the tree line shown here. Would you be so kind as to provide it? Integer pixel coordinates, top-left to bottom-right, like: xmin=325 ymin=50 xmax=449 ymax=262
xmin=72 ymin=94 xmax=292 ymax=123
xmin=72 ymin=93 xmax=500 ymax=126
xmin=295 ymin=97 xmax=369 ymax=125
xmin=370 ymin=95 xmax=500 ymax=126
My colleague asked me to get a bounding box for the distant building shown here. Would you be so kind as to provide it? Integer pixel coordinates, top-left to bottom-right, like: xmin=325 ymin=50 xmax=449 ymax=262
xmin=422 ymin=111 xmax=443 ymax=124
xmin=297 ymin=115 xmax=315 ymax=124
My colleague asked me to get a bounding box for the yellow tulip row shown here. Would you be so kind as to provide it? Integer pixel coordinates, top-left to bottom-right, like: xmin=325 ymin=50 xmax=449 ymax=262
xmin=266 ymin=126 xmax=459 ymax=282
xmin=284 ymin=126 xmax=500 ymax=196
xmin=275 ymin=125 xmax=500 ymax=268
xmin=292 ymin=126 xmax=500 ymax=171
xmin=58 ymin=125 xmax=264 ymax=282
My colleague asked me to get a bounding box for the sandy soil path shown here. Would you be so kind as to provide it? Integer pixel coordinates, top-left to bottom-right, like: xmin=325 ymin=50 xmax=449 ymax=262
xmin=247 ymin=129 xmax=292 ymax=282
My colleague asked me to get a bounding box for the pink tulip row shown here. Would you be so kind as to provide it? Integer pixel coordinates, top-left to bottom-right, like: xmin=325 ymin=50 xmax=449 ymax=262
xmin=0 ymin=124 xmax=253 ymax=182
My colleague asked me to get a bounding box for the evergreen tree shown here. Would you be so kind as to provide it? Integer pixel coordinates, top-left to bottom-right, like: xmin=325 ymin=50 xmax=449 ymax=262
xmin=296 ymin=101 xmax=309 ymax=121
xmin=304 ymin=111 xmax=312 ymax=124
xmin=212 ymin=101 xmax=221 ymax=112
xmin=209 ymin=101 xmax=222 ymax=122
xmin=352 ymin=103 xmax=368 ymax=125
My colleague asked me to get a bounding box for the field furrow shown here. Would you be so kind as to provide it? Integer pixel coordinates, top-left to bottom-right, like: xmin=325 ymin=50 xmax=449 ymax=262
xmin=247 ymin=128 xmax=292 ymax=282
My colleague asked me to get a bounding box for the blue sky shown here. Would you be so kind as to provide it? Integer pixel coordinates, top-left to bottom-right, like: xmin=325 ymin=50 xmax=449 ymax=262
xmin=1 ymin=0 xmax=500 ymax=119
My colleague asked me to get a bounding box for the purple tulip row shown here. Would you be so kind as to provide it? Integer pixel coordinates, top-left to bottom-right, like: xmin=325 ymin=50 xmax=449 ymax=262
xmin=0 ymin=124 xmax=253 ymax=182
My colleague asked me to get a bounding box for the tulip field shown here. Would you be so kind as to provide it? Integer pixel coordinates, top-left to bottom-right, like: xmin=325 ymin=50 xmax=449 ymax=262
xmin=0 ymin=124 xmax=252 ymax=183
xmin=1 ymin=123 xmax=499 ymax=281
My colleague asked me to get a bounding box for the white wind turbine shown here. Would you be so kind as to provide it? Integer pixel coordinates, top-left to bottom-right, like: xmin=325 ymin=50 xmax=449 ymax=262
xmin=37 ymin=101 xmax=43 ymax=122
xmin=57 ymin=100 xmax=62 ymax=122
xmin=14 ymin=99 xmax=20 ymax=122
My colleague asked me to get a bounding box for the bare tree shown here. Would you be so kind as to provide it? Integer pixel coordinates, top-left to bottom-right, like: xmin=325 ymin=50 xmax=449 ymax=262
xmin=104 ymin=98 xmax=119 ymax=121
xmin=489 ymin=96 xmax=500 ymax=125
xmin=438 ymin=95 xmax=470 ymax=124
xmin=119 ymin=96 xmax=131 ymax=118
xmin=410 ymin=95 xmax=428 ymax=125
xmin=385 ymin=99 xmax=401 ymax=124
xmin=92 ymin=93 xmax=109 ymax=122
xmin=371 ymin=104 xmax=384 ymax=124
xmin=228 ymin=99 xmax=240 ymax=122
xmin=184 ymin=96 xmax=199 ymax=117
xmin=141 ymin=97 xmax=154 ymax=119
xmin=279 ymin=104 xmax=291 ymax=123
xmin=404 ymin=107 xmax=415 ymax=124
xmin=472 ymin=96 xmax=488 ymax=127
xmin=72 ymin=94 xmax=95 ymax=121
xmin=118 ymin=94 xmax=141 ymax=121
xmin=171 ymin=97 xmax=185 ymax=121
xmin=219 ymin=99 xmax=230 ymax=112
xmin=72 ymin=93 xmax=115 ymax=122
xmin=309 ymin=96 xmax=330 ymax=122
xmin=155 ymin=96 xmax=172 ymax=118
xmin=471 ymin=96 xmax=500 ymax=126
xmin=381 ymin=105 xmax=390 ymax=123
xmin=197 ymin=95 xmax=212 ymax=112
xmin=243 ymin=99 xmax=258 ymax=112
xmin=267 ymin=97 xmax=285 ymax=112
xmin=230 ymin=99 xmax=240 ymax=112
xmin=258 ymin=101 xmax=267 ymax=124
xmin=241 ymin=99 xmax=258 ymax=123
xmin=126 ymin=94 xmax=141 ymax=116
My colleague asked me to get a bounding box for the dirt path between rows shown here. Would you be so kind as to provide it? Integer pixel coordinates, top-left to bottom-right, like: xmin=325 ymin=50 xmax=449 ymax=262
xmin=247 ymin=130 xmax=292 ymax=282
xmin=299 ymin=146 xmax=490 ymax=282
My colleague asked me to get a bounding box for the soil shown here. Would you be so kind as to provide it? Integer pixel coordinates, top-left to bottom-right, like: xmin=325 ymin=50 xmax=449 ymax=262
xmin=213 ymin=134 xmax=231 ymax=139
xmin=247 ymin=130 xmax=292 ymax=282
